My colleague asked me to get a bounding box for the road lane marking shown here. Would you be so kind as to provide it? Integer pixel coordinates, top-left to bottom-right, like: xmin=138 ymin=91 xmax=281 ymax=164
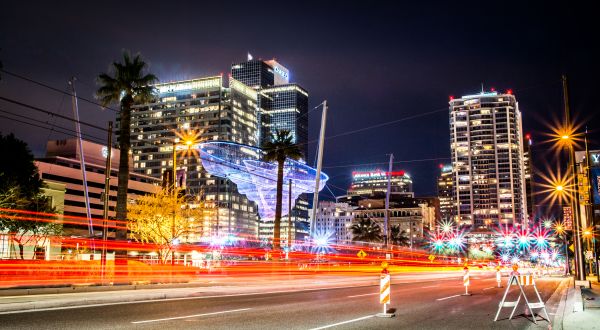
xmin=436 ymin=294 xmax=461 ymax=301
xmin=347 ymin=293 xmax=379 ymax=298
xmin=421 ymin=285 xmax=439 ymax=288
xmin=482 ymin=287 xmax=496 ymax=291
xmin=309 ymin=315 xmax=374 ymax=330
xmin=0 ymin=275 xmax=474 ymax=315
xmin=131 ymin=308 xmax=251 ymax=324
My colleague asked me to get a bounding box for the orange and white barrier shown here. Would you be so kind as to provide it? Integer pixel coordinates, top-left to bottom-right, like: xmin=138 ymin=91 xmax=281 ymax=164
xmin=518 ymin=274 xmax=534 ymax=286
xmin=376 ymin=262 xmax=395 ymax=318
xmin=380 ymin=271 xmax=391 ymax=305
xmin=496 ymin=267 xmax=502 ymax=288
xmin=494 ymin=265 xmax=549 ymax=324
xmin=462 ymin=266 xmax=471 ymax=296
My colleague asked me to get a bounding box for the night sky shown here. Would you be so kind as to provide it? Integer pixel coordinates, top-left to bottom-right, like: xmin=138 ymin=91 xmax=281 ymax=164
xmin=1 ymin=1 xmax=598 ymax=200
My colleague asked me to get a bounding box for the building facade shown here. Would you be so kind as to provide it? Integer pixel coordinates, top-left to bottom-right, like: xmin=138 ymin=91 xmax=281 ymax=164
xmin=128 ymin=76 xmax=260 ymax=241
xmin=449 ymin=90 xmax=527 ymax=227
xmin=437 ymin=164 xmax=454 ymax=221
xmin=352 ymin=198 xmax=426 ymax=244
xmin=310 ymin=201 xmax=354 ymax=245
xmin=231 ymin=59 xmax=275 ymax=89
xmin=35 ymin=139 xmax=160 ymax=238
xmin=348 ymin=169 xmax=413 ymax=199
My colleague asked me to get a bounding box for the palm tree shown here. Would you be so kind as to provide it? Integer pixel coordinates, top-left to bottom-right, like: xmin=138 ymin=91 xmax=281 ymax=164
xmin=350 ymin=218 xmax=382 ymax=243
xmin=262 ymin=130 xmax=303 ymax=251
xmin=96 ymin=52 xmax=157 ymax=243
xmin=390 ymin=224 xmax=410 ymax=247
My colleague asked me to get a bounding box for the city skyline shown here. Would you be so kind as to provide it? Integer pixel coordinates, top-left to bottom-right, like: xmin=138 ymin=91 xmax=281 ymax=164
xmin=0 ymin=2 xmax=598 ymax=328
xmin=1 ymin=1 xmax=598 ymax=200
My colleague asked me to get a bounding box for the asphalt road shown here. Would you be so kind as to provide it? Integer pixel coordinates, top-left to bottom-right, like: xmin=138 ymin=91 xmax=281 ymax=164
xmin=0 ymin=273 xmax=565 ymax=330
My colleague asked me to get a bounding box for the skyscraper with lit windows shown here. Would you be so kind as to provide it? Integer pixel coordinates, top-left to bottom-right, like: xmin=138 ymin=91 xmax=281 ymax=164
xmin=449 ymin=90 xmax=527 ymax=228
xmin=126 ymin=75 xmax=260 ymax=241
xmin=231 ymin=57 xmax=310 ymax=242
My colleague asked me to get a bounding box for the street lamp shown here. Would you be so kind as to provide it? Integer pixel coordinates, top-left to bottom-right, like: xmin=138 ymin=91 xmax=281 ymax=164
xmin=171 ymin=131 xmax=198 ymax=267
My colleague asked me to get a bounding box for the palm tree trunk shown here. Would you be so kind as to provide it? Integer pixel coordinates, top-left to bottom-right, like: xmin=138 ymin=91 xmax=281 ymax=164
xmin=273 ymin=159 xmax=285 ymax=251
xmin=115 ymin=101 xmax=132 ymax=260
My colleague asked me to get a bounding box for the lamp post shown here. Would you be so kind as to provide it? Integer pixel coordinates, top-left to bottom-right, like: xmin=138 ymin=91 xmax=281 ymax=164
xmin=171 ymin=136 xmax=194 ymax=267
xmin=172 ymin=138 xmax=178 ymax=267
xmin=560 ymin=75 xmax=586 ymax=282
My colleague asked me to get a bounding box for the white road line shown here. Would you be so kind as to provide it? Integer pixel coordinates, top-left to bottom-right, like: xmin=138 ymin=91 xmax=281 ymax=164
xmin=131 ymin=308 xmax=251 ymax=324
xmin=482 ymin=287 xmax=496 ymax=291
xmin=436 ymin=294 xmax=461 ymax=301
xmin=421 ymin=285 xmax=439 ymax=288
xmin=347 ymin=293 xmax=378 ymax=298
xmin=309 ymin=315 xmax=374 ymax=330
xmin=0 ymin=285 xmax=379 ymax=315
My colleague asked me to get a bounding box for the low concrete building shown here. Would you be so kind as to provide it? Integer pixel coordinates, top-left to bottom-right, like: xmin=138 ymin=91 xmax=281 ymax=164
xmin=310 ymin=201 xmax=354 ymax=245
xmin=35 ymin=139 xmax=161 ymax=238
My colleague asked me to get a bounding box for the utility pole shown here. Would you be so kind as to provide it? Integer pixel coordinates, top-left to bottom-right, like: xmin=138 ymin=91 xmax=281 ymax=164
xmin=69 ymin=78 xmax=93 ymax=238
xmin=310 ymin=101 xmax=327 ymax=238
xmin=384 ymin=154 xmax=393 ymax=248
xmin=562 ymin=75 xmax=586 ymax=281
xmin=101 ymin=121 xmax=112 ymax=282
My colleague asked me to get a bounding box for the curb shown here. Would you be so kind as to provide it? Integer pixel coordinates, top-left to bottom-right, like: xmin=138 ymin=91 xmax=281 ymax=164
xmin=553 ymin=277 xmax=574 ymax=330
xmin=573 ymin=286 xmax=584 ymax=312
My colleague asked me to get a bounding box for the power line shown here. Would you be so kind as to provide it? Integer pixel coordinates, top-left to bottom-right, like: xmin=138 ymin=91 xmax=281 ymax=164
xmin=0 ymin=114 xmax=106 ymax=145
xmin=322 ymin=157 xmax=451 ymax=169
xmin=0 ymin=108 xmax=106 ymax=143
xmin=0 ymin=69 xmax=120 ymax=113
xmin=313 ymin=106 xmax=448 ymax=145
xmin=0 ymin=95 xmax=108 ymax=132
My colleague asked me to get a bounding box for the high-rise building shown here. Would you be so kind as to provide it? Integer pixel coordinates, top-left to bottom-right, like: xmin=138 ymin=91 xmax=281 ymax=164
xmin=523 ymin=134 xmax=536 ymax=223
xmin=231 ymin=57 xmax=310 ymax=243
xmin=231 ymin=59 xmax=275 ymax=89
xmin=449 ymin=90 xmax=527 ymax=227
xmin=260 ymin=85 xmax=309 ymax=156
xmin=437 ymin=164 xmax=454 ymax=221
xmin=127 ymin=75 xmax=260 ymax=241
xmin=348 ymin=169 xmax=413 ymax=199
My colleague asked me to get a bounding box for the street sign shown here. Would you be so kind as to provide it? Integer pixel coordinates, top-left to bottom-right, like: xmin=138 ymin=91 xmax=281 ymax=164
xmin=569 ymin=244 xmax=575 ymax=253
xmin=357 ymin=250 xmax=367 ymax=259
xmin=586 ymin=250 xmax=594 ymax=260
xmin=563 ymin=207 xmax=573 ymax=230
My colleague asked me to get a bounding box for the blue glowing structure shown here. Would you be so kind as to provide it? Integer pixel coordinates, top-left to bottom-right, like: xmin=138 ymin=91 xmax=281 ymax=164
xmin=198 ymin=141 xmax=328 ymax=219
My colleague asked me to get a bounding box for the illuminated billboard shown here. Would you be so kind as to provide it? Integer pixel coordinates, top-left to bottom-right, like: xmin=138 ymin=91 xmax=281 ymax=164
xmin=591 ymin=167 xmax=600 ymax=204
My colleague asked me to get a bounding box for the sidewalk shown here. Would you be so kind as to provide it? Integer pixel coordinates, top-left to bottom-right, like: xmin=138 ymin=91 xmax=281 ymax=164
xmin=562 ymin=275 xmax=600 ymax=330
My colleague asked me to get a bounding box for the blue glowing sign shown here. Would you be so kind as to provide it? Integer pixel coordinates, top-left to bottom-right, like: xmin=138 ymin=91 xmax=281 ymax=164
xmin=274 ymin=66 xmax=288 ymax=79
